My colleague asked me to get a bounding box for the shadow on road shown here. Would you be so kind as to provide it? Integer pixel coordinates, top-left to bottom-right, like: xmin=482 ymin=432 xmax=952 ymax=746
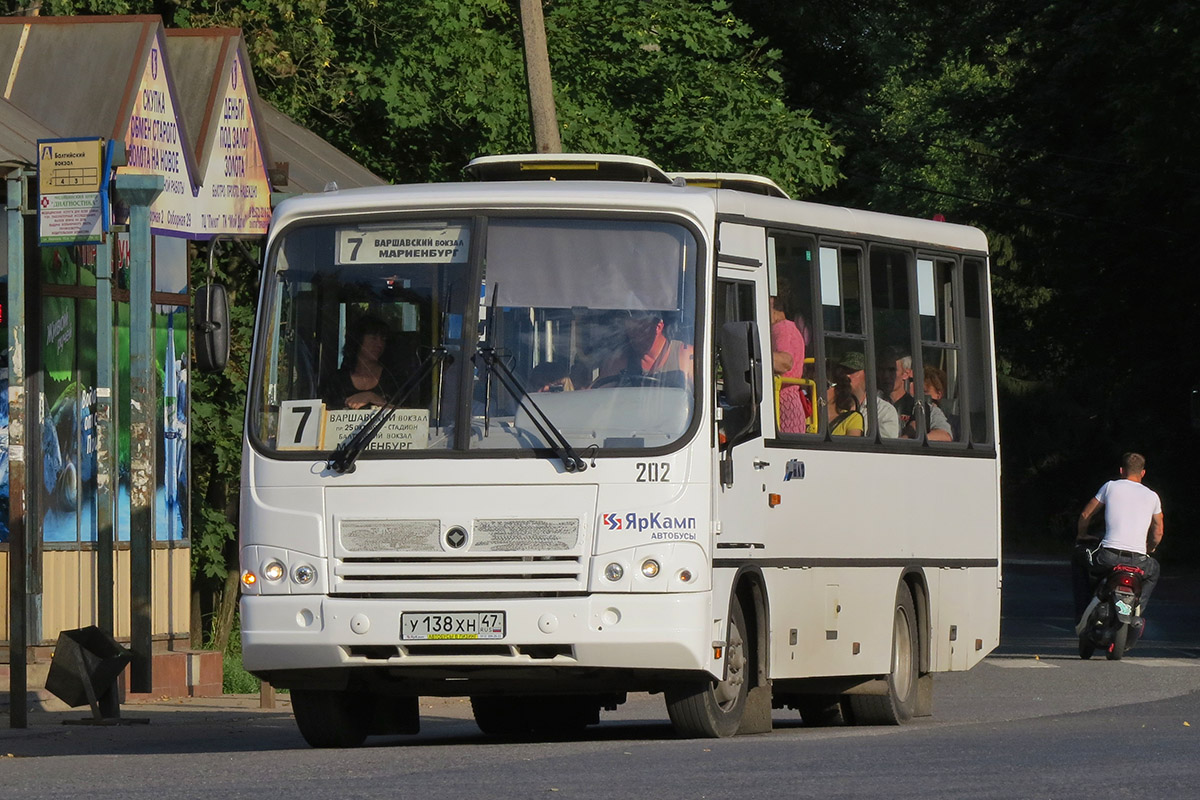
xmin=999 ymin=557 xmax=1200 ymax=661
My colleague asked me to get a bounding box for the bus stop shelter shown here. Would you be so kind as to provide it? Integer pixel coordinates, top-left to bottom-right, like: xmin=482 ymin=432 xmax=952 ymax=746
xmin=1 ymin=15 xmax=384 ymax=726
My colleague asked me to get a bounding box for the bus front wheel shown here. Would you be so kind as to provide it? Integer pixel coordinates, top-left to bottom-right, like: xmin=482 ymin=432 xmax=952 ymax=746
xmin=291 ymin=689 xmax=369 ymax=748
xmin=665 ymin=599 xmax=749 ymax=738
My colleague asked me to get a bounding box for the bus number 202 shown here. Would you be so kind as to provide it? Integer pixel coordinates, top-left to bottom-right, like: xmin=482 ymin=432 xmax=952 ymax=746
xmin=636 ymin=462 xmax=670 ymax=482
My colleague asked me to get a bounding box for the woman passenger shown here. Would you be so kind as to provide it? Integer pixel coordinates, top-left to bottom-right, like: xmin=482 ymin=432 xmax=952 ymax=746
xmin=827 ymin=363 xmax=864 ymax=437
xmin=770 ymin=292 xmax=809 ymax=433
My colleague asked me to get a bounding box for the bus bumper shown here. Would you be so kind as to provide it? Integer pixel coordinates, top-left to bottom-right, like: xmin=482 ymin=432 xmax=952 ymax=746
xmin=240 ymin=592 xmax=714 ymax=676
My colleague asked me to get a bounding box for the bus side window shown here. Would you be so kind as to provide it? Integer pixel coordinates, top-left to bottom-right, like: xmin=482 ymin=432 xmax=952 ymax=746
xmin=870 ymin=246 xmax=914 ymax=441
xmin=820 ymin=246 xmax=867 ymax=439
xmin=962 ymin=258 xmax=994 ymax=446
xmin=917 ymin=256 xmax=963 ymax=443
xmin=768 ymin=232 xmax=817 ymax=436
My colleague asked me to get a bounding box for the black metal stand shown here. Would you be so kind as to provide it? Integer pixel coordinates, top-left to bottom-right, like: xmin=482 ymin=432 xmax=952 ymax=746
xmin=60 ymin=646 xmax=148 ymax=726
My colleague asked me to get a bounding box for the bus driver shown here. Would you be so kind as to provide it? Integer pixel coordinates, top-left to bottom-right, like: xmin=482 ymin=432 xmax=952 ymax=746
xmin=597 ymin=311 xmax=694 ymax=388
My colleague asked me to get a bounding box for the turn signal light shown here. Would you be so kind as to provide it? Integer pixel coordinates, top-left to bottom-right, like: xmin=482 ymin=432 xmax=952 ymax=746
xmin=241 ymin=571 xmax=257 ymax=586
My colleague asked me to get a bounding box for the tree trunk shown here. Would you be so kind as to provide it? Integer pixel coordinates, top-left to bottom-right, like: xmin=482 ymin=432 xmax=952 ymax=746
xmin=209 ymin=475 xmax=241 ymax=652
xmin=518 ymin=0 xmax=562 ymax=153
xmin=211 ymin=536 xmax=241 ymax=652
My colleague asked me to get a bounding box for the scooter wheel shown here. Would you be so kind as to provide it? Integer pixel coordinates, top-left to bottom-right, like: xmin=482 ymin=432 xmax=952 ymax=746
xmin=1078 ymin=636 xmax=1096 ymax=660
xmin=1106 ymin=625 xmax=1129 ymax=660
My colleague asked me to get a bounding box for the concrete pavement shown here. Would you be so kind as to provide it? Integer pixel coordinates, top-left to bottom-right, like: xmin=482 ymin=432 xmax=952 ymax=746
xmin=0 ymin=692 xmax=294 ymax=741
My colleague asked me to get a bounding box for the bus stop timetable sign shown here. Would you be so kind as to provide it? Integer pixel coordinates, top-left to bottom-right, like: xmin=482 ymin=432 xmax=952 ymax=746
xmin=38 ymin=137 xmax=107 ymax=246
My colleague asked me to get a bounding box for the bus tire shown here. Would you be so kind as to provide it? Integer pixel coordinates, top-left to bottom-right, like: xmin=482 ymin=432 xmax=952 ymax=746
xmin=471 ymin=696 xmax=531 ymax=737
xmin=291 ymin=689 xmax=369 ymax=748
xmin=844 ymin=583 xmax=918 ymax=725
xmin=665 ymin=599 xmax=749 ymax=738
xmin=471 ymin=695 xmax=601 ymax=736
xmin=794 ymin=695 xmax=844 ymax=727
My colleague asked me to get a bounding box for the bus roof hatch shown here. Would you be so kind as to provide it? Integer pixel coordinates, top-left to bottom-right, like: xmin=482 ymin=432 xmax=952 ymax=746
xmin=464 ymin=153 xmax=674 ymax=184
xmin=669 ymin=172 xmax=790 ymax=199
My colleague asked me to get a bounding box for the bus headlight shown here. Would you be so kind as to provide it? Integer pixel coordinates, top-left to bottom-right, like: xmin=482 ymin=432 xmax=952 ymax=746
xmin=262 ymin=560 xmax=286 ymax=582
xmin=293 ymin=564 xmax=316 ymax=584
xmin=641 ymin=559 xmax=660 ymax=578
xmin=604 ymin=562 xmax=625 ymax=581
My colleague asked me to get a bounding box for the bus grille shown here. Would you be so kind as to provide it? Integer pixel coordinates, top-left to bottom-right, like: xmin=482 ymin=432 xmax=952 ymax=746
xmin=332 ymin=554 xmax=586 ymax=595
xmin=329 ymin=512 xmax=591 ymax=595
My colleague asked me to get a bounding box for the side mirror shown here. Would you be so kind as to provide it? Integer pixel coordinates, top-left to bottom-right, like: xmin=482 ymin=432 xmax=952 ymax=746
xmin=194 ymin=283 xmax=230 ymax=373
xmin=719 ymin=321 xmax=763 ymax=407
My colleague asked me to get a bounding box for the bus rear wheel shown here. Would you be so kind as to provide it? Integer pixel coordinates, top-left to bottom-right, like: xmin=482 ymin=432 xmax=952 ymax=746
xmin=844 ymin=584 xmax=919 ymax=725
xmin=291 ymin=689 xmax=369 ymax=748
xmin=794 ymin=695 xmax=844 ymax=727
xmin=665 ymin=599 xmax=749 ymax=738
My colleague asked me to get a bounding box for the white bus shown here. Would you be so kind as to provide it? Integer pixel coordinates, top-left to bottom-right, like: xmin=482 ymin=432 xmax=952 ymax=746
xmin=238 ymin=154 xmax=1000 ymax=747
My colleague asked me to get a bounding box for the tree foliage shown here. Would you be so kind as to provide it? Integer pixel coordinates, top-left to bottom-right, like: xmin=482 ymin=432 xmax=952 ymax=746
xmin=18 ymin=0 xmax=1200 ymax=570
xmin=15 ymin=0 xmax=843 ymax=637
xmin=733 ymin=0 xmax=1200 ymax=554
xmin=167 ymin=0 xmax=842 ymax=193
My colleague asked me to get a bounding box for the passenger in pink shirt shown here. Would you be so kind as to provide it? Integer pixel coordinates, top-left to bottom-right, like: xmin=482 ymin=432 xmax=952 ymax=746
xmin=770 ymin=294 xmax=809 ymax=433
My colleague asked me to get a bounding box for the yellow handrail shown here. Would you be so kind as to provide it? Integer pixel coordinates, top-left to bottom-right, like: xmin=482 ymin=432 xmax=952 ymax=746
xmin=773 ymin=358 xmax=818 ymax=434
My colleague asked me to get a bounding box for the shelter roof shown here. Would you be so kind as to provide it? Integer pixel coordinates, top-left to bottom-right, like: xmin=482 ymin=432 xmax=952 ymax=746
xmin=164 ymin=28 xmax=255 ymax=169
xmin=255 ymin=100 xmax=387 ymax=194
xmin=0 ymin=15 xmax=161 ymax=142
xmin=0 ymin=97 xmax=58 ymax=164
xmin=0 ymin=15 xmax=382 ymax=199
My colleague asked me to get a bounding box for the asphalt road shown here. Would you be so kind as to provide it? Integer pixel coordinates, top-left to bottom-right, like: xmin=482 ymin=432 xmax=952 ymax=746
xmin=3 ymin=558 xmax=1198 ymax=799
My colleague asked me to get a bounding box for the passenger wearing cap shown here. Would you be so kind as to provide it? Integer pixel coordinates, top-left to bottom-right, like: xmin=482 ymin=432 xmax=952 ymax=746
xmin=837 ymin=351 xmax=899 ymax=438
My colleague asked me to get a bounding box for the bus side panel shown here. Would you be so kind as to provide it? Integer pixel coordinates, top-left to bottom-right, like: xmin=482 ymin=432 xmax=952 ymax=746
xmin=765 ymin=567 xmax=898 ymax=680
xmin=928 ymin=565 xmax=998 ymax=671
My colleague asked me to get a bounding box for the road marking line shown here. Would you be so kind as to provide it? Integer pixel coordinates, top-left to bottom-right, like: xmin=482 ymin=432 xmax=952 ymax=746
xmin=1128 ymin=658 xmax=1200 ymax=668
xmin=985 ymin=659 xmax=1059 ymax=668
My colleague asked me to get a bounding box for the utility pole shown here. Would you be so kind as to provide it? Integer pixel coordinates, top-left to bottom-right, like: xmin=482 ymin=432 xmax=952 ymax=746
xmin=518 ymin=0 xmax=562 ymax=154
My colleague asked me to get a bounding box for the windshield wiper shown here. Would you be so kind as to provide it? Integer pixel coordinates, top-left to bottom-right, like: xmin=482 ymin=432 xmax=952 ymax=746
xmin=473 ymin=347 xmax=587 ymax=473
xmin=327 ymin=347 xmax=452 ymax=474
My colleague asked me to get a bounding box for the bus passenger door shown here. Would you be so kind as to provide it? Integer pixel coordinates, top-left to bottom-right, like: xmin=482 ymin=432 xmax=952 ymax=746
xmin=714 ymin=274 xmax=772 ymax=550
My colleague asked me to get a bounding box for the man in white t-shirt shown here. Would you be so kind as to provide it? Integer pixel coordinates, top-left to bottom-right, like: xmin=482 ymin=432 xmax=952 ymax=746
xmin=1072 ymin=452 xmax=1164 ymax=622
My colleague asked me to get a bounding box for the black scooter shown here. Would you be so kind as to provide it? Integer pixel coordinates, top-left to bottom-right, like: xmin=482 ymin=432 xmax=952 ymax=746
xmin=1076 ymin=560 xmax=1145 ymax=660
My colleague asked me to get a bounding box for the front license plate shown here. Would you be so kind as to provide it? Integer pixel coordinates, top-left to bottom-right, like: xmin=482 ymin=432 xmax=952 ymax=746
xmin=401 ymin=611 xmax=506 ymax=641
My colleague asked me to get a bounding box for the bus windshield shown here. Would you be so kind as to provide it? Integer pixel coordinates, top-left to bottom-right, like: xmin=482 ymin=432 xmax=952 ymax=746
xmin=248 ymin=215 xmax=700 ymax=458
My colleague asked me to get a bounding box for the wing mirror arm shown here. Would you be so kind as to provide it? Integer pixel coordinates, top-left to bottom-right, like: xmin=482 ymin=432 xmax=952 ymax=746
xmin=718 ymin=321 xmax=763 ymax=486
